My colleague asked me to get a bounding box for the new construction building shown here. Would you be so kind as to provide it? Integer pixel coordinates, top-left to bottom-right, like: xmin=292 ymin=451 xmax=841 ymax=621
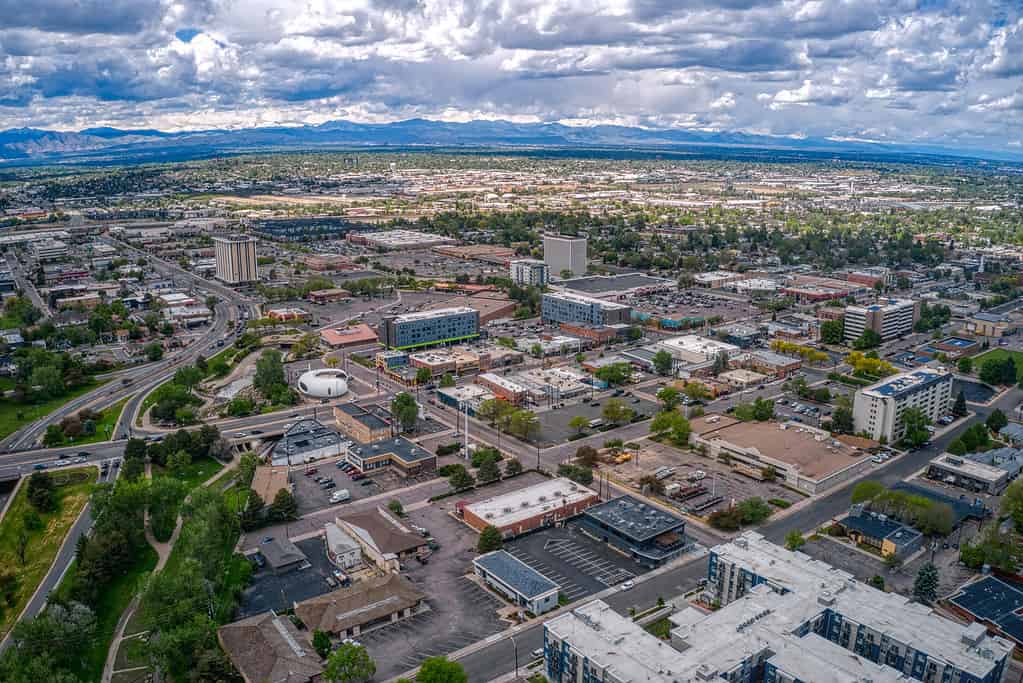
xmin=379 ymin=307 xmax=480 ymax=350
xmin=542 ymin=532 xmax=1012 ymax=683
xmin=541 ymin=291 xmax=632 ymax=326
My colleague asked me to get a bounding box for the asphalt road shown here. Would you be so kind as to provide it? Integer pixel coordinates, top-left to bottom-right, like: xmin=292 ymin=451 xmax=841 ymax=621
xmin=441 ymin=386 xmax=1023 ymax=682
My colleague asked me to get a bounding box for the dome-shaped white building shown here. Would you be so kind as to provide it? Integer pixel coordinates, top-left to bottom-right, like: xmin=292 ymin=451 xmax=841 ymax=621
xmin=296 ymin=368 xmax=350 ymax=399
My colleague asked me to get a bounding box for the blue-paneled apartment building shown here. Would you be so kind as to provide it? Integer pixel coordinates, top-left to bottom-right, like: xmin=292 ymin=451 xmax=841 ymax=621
xmin=544 ymin=531 xmax=1011 ymax=683
xmin=379 ymin=307 xmax=480 ymax=350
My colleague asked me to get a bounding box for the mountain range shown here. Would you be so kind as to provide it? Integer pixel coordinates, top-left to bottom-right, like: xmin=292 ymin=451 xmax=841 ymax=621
xmin=1 ymin=119 xmax=1021 ymax=167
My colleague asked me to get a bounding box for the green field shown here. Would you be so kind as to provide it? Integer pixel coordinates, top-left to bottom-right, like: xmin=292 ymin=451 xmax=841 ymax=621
xmin=0 ymin=380 xmax=108 ymax=442
xmin=972 ymin=349 xmax=1023 ymax=381
xmin=0 ymin=466 xmax=97 ymax=638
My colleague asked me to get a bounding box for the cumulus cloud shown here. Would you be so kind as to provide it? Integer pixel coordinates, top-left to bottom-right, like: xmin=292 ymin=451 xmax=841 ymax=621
xmin=0 ymin=0 xmax=1019 ymax=151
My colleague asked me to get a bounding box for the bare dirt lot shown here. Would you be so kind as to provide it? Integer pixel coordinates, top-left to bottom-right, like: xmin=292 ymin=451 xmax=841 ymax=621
xmin=605 ymin=440 xmax=803 ymax=516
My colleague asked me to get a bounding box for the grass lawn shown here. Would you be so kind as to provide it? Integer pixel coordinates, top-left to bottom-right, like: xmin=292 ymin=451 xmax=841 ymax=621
xmin=0 ymin=380 xmax=108 ymax=442
xmin=54 ymin=544 xmax=159 ymax=682
xmin=152 ymin=455 xmax=223 ymax=491
xmin=0 ymin=466 xmax=97 ymax=639
xmin=47 ymin=396 xmax=130 ymax=448
xmin=972 ymin=349 xmax=1023 ymax=381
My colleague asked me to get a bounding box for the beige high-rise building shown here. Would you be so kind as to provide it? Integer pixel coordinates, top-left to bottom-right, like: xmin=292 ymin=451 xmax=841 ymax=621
xmin=213 ymin=235 xmax=258 ymax=284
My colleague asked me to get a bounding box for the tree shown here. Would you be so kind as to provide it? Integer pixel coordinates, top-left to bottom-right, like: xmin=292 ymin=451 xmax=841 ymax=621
xmin=144 ymin=342 xmax=164 ymax=361
xmin=852 ymin=329 xmax=882 ymax=350
xmin=324 ymin=642 xmax=376 ymax=683
xmin=711 ymin=351 xmax=729 ymax=375
xmin=912 ymin=562 xmax=939 ymax=605
xmin=602 ymin=398 xmax=634 ymax=426
xmin=652 ymin=349 xmax=674 ymax=376
xmin=899 ymin=407 xmax=931 ymax=448
xmin=26 ymin=471 xmax=56 ymax=513
xmin=254 ymin=349 xmax=286 ymax=397
xmin=391 ymin=392 xmax=419 ymax=433
xmin=820 ymin=319 xmax=844 ymax=345
xmin=313 ymin=629 xmax=332 ymax=659
xmin=1002 ymin=479 xmax=1023 ymax=532
xmin=448 ymin=465 xmax=475 ymax=491
xmin=851 ymin=480 xmax=884 ymax=504
xmin=868 ymin=575 xmax=886 ymax=591
xmin=477 ymin=525 xmax=503 ymax=553
xmin=439 ymin=373 xmax=455 ymax=388
xmin=656 ymin=386 xmax=681 ymax=410
xmin=594 ymin=362 xmax=631 ymax=386
xmin=477 ymin=454 xmax=501 ymax=483
xmin=830 ymin=406 xmax=854 ymax=434
xmin=508 ymin=409 xmax=540 ymax=441
xmin=736 ymin=497 xmax=773 ymax=525
xmin=957 ymin=357 xmax=973 ymax=374
xmin=416 ymin=656 xmax=468 ymax=683
xmin=784 ymin=531 xmax=805 ymax=551
xmin=43 ymin=424 xmax=64 ymax=447
xmin=650 ymin=410 xmax=691 ymax=446
xmin=575 ymin=445 xmax=599 ymax=468
xmin=952 ymin=390 xmax=967 ymax=417
xmin=416 ymin=367 xmax=432 ymax=385
xmin=269 ymin=488 xmax=298 ymax=521
xmin=986 ymin=408 xmax=1008 ymax=433
xmin=569 ymin=415 xmax=589 ymax=435
xmin=557 ymin=463 xmax=593 ymax=485
xmin=173 ymin=365 xmax=204 ymax=391
xmin=166 ymin=449 xmax=192 ymax=475
xmin=504 ymin=458 xmax=523 ymax=477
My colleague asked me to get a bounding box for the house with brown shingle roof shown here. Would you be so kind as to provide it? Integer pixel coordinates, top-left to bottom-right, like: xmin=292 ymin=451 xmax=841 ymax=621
xmin=294 ymin=573 xmax=425 ymax=639
xmin=218 ymin=611 xmax=323 ymax=683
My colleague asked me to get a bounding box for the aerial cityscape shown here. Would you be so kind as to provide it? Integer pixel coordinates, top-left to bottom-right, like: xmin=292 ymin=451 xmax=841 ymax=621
xmin=1 ymin=2 xmax=1023 ymax=683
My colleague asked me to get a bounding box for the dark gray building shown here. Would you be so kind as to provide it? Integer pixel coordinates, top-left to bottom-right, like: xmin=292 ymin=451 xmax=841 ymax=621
xmin=379 ymin=307 xmax=479 ymax=350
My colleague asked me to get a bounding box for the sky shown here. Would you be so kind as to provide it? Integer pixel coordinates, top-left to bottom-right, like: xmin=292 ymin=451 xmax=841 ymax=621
xmin=0 ymin=0 xmax=1021 ymax=151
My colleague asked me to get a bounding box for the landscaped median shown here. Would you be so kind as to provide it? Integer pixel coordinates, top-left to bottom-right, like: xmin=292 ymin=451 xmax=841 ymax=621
xmin=0 ymin=466 xmax=97 ymax=640
xmin=0 ymin=378 xmax=109 ymax=442
xmin=42 ymin=396 xmax=130 ymax=448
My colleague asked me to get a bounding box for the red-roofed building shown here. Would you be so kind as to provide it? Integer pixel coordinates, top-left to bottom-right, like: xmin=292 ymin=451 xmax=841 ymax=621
xmin=320 ymin=323 xmax=380 ymax=348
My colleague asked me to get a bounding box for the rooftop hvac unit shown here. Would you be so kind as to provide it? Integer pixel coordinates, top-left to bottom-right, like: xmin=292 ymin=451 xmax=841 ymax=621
xmin=521 ymin=501 xmax=530 ymax=508
xmin=502 ymin=507 xmax=513 ymax=514
xmin=539 ymin=495 xmax=547 ymax=502
xmin=485 ymin=513 xmax=494 ymax=519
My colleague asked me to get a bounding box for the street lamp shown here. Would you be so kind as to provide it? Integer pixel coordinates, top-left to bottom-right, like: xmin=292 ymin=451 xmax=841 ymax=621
xmin=509 ymin=633 xmax=519 ymax=681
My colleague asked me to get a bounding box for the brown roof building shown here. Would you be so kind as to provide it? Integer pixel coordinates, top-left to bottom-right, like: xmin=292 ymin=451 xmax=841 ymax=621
xmin=319 ymin=323 xmax=380 ymax=349
xmin=336 ymin=508 xmax=429 ymax=571
xmin=294 ymin=573 xmax=425 ymax=639
xmin=218 ymin=612 xmax=324 ymax=683
xmin=251 ymin=466 xmax=291 ymax=504
xmin=689 ymin=415 xmax=873 ymax=495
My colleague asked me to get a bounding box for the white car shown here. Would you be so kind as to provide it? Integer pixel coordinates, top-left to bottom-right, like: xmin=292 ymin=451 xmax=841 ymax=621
xmin=620 ymin=580 xmax=635 ymax=591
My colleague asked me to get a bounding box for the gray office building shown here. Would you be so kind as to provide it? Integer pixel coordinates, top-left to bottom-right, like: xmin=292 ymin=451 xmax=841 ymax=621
xmin=541 ymin=291 xmax=632 ymax=326
xmin=543 ymin=234 xmax=587 ymax=278
xmin=379 ymin=307 xmax=480 ymax=350
xmin=213 ymin=234 xmax=258 ymax=284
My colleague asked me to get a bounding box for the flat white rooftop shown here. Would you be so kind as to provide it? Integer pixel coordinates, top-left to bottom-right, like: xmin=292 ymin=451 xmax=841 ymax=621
xmin=544 ymin=290 xmax=629 ymax=309
xmin=465 ymin=477 xmax=597 ymax=529
xmin=711 ymin=531 xmax=853 ymax=596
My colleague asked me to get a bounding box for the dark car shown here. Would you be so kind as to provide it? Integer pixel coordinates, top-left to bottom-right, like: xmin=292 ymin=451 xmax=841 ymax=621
xmin=350 ymin=472 xmax=365 ymax=481
xmin=359 ymin=480 xmax=374 ymax=487
xmin=322 ymin=481 xmax=337 ymax=490
xmin=77 ymin=451 xmax=91 ymax=457
xmin=249 ymin=430 xmax=263 ymax=435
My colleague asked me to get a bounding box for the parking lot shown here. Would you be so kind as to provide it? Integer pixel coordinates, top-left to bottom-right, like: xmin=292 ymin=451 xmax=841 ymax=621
xmin=237 ymin=538 xmax=337 ymax=619
xmin=632 ymin=289 xmax=751 ymax=325
xmin=535 ymin=394 xmax=657 ymax=445
xmin=504 ymin=522 xmax=646 ymax=600
xmin=611 ymin=440 xmax=803 ymax=515
xmin=360 ymin=473 xmax=552 ymax=679
xmin=291 ymin=462 xmax=386 ymax=515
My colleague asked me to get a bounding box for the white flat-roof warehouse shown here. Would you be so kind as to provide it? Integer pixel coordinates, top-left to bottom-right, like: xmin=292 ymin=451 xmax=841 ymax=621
xmin=460 ymin=477 xmax=599 ymax=537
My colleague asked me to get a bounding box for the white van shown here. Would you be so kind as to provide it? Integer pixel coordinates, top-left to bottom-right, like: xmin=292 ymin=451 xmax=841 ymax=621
xmin=330 ymin=489 xmax=351 ymax=504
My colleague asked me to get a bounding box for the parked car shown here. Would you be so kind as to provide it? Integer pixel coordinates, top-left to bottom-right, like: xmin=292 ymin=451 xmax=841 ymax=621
xmin=350 ymin=472 xmax=365 ymax=481
xmin=620 ymin=580 xmax=635 ymax=591
xmin=33 ymin=463 xmax=47 ymax=470
xmin=305 ymin=468 xmax=318 ymax=476
xmin=531 ymin=649 xmax=544 ymax=660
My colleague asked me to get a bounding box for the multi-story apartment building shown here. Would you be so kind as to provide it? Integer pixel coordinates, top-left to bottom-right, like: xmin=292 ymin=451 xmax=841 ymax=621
xmin=213 ymin=234 xmax=258 ymax=284
xmin=541 ymin=291 xmax=631 ymax=326
xmin=853 ymin=367 xmax=952 ymax=443
xmin=543 ymin=234 xmax=587 ymax=278
xmin=543 ymin=531 xmax=1011 ymax=683
xmin=510 ymin=259 xmax=549 ymax=288
xmin=378 ymin=307 xmax=480 ymax=350
xmin=844 ymin=297 xmax=919 ymax=344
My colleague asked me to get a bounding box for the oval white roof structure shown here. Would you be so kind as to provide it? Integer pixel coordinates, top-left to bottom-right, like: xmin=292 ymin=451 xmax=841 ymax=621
xmin=297 ymin=368 xmax=349 ymax=399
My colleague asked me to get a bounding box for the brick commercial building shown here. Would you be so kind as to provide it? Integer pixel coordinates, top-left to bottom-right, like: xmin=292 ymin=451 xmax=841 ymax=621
xmin=307 ymin=288 xmax=351 ymax=304
xmin=334 ymin=403 xmax=393 ymax=443
xmin=458 ymin=477 xmax=599 ymax=538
